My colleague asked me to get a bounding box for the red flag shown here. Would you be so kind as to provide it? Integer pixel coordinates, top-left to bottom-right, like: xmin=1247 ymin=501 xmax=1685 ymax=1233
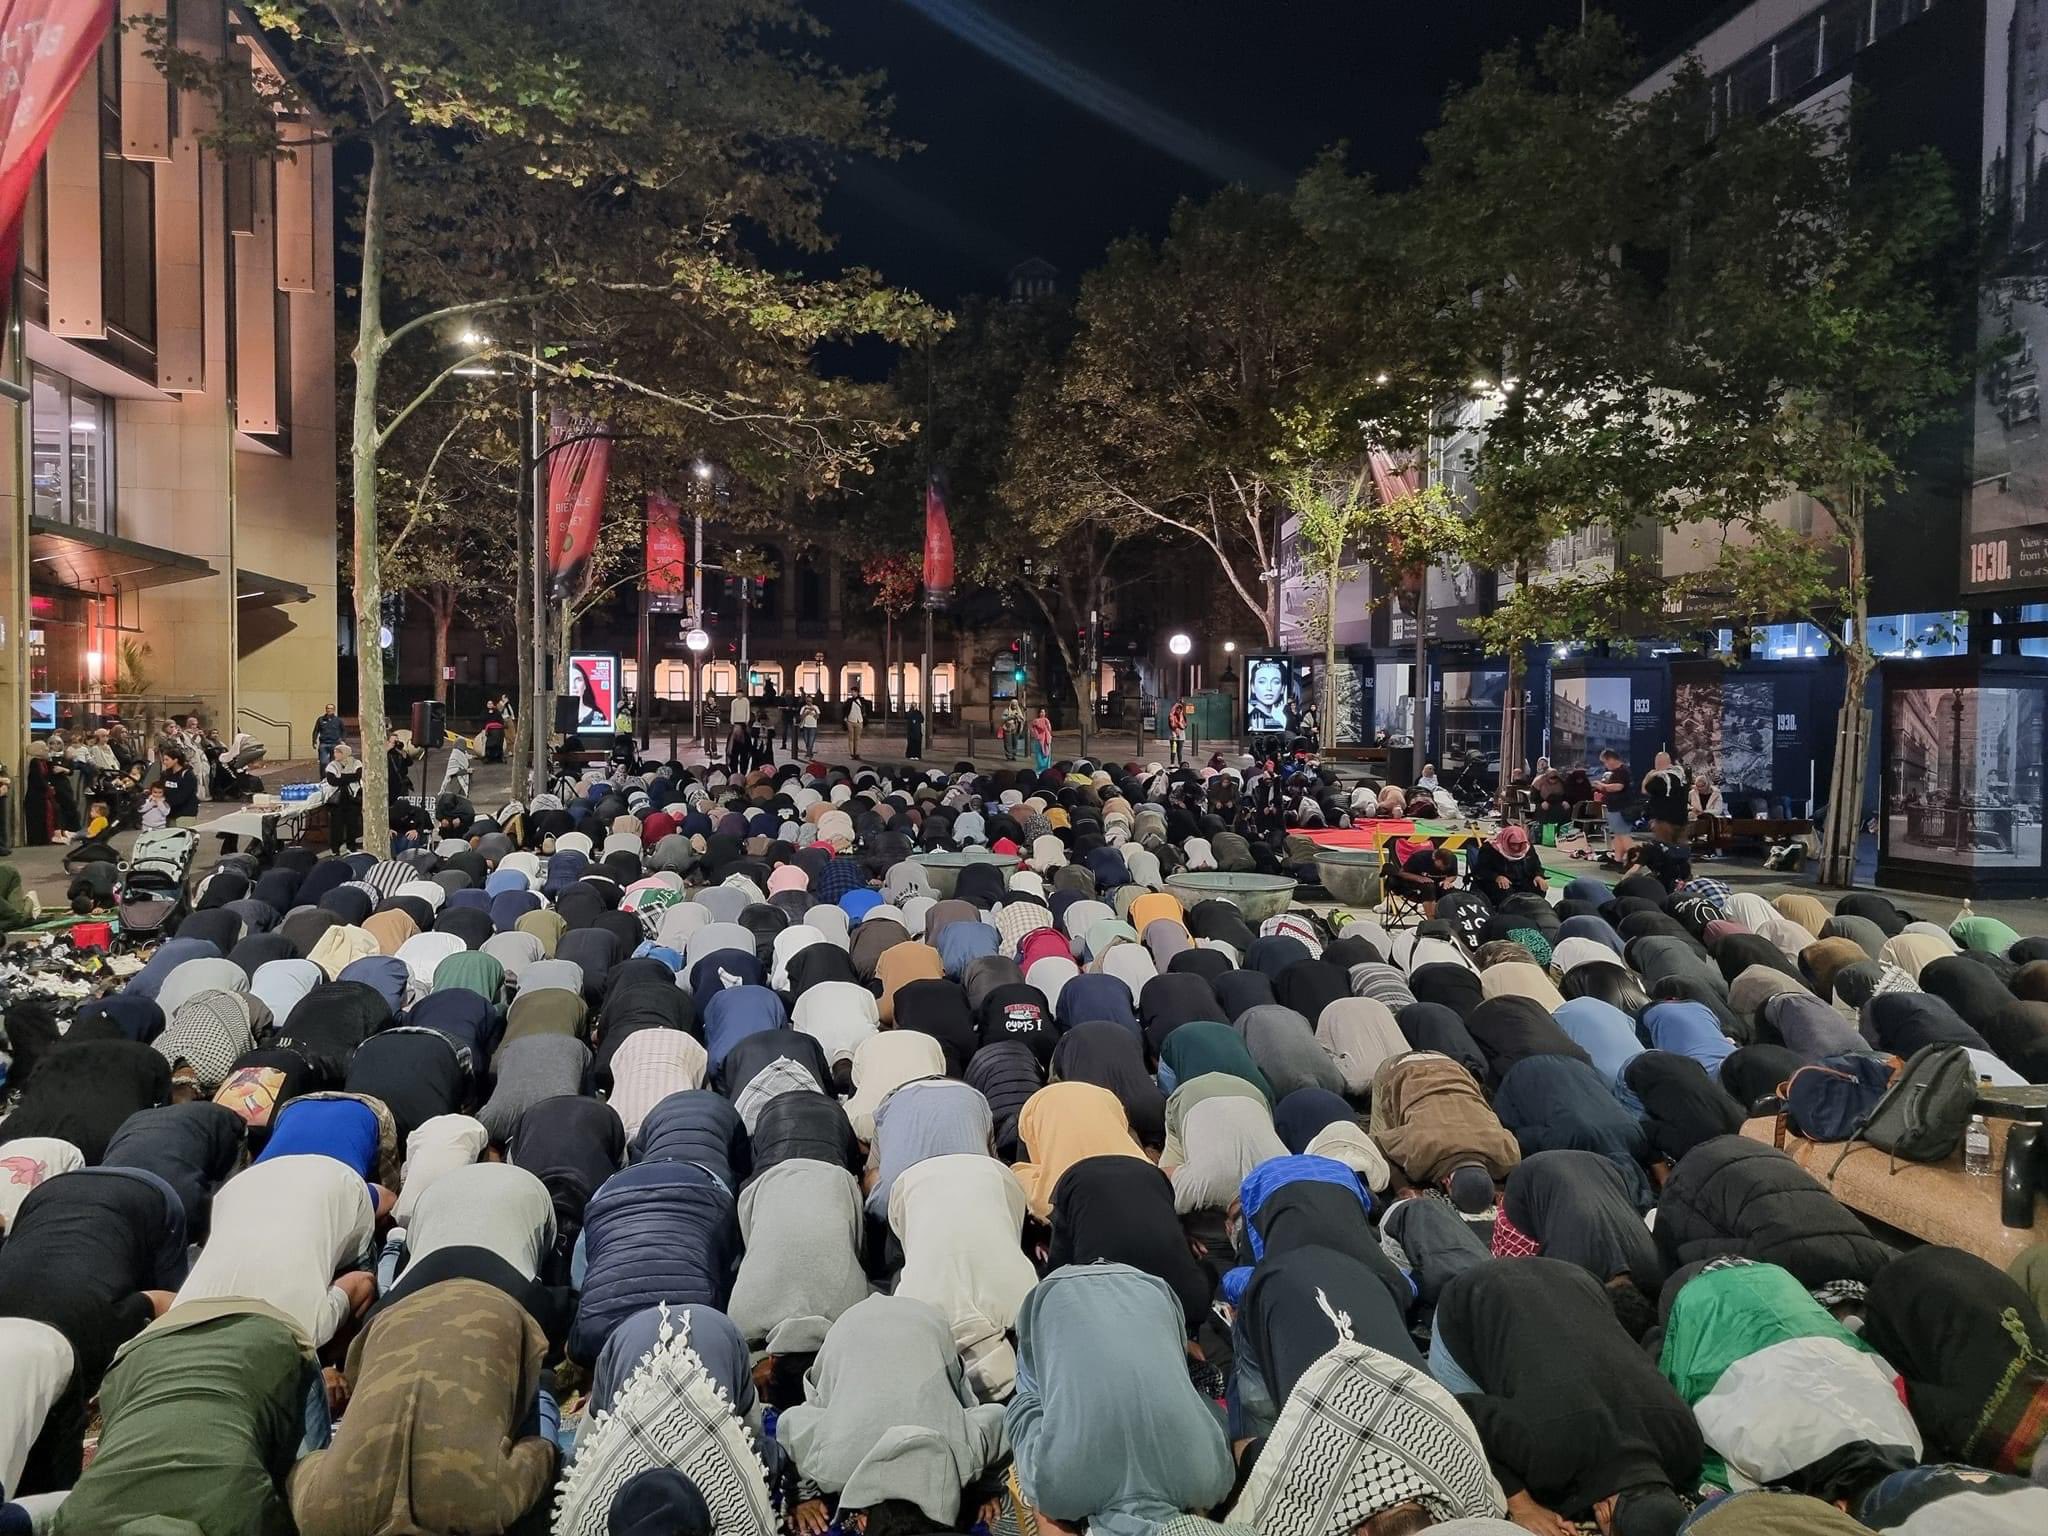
xmin=922 ymin=469 xmax=955 ymax=609
xmin=645 ymin=490 xmax=687 ymax=598
xmin=545 ymin=408 xmax=612 ymax=601
xmin=0 ymin=2 xmax=116 ymax=330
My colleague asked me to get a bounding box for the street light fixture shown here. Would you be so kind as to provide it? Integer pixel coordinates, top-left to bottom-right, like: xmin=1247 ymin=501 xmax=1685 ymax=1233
xmin=693 ymin=460 xmax=713 ymax=481
xmin=1168 ymin=632 xmax=1193 ymax=701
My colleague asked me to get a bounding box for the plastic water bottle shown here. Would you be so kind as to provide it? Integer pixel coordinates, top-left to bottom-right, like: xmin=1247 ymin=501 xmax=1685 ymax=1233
xmin=1965 ymin=1115 xmax=1993 ymax=1177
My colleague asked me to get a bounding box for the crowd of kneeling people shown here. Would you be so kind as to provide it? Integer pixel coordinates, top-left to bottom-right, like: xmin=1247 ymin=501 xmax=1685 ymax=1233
xmin=0 ymin=750 xmax=2045 ymax=1536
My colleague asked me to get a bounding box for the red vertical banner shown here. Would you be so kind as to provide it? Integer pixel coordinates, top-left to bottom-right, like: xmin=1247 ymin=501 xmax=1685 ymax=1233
xmin=0 ymin=1 xmax=116 ymax=326
xmin=645 ymin=489 xmax=687 ymax=599
xmin=545 ymin=408 xmax=612 ymax=601
xmin=922 ymin=468 xmax=956 ymax=609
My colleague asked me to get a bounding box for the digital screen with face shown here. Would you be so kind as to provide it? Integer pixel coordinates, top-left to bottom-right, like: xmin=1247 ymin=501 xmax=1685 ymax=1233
xmin=1245 ymin=655 xmax=1296 ymax=734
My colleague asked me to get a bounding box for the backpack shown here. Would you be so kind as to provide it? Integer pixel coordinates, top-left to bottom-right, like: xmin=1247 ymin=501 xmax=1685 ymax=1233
xmin=1828 ymin=1043 xmax=1978 ymax=1176
xmin=1780 ymin=1053 xmax=1894 ymax=1142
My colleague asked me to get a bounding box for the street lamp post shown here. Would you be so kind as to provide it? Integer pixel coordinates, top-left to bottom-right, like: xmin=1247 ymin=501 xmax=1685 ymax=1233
xmin=686 ymin=626 xmax=710 ymax=753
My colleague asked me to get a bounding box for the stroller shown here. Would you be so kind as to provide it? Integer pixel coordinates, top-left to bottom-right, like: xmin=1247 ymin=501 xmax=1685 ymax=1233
xmin=119 ymin=824 xmax=199 ymax=939
xmin=206 ymin=733 xmax=267 ymax=801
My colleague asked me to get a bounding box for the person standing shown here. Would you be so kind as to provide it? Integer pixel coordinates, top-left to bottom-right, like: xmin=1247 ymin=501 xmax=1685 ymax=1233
xmin=781 ymin=693 xmax=799 ymax=755
xmin=799 ymin=696 xmax=821 ymax=758
xmin=480 ymin=697 xmax=505 ymax=763
xmin=612 ymin=702 xmax=635 ymax=766
xmin=1594 ymin=747 xmax=1635 ymax=852
xmin=844 ymin=692 xmax=865 ymax=759
xmin=1640 ymin=752 xmax=1690 ymax=841
xmin=1168 ymin=697 xmax=1190 ymax=767
xmin=1029 ymin=707 xmax=1054 ymax=772
xmin=905 ymin=703 xmax=925 ymax=760
xmin=1002 ymin=698 xmax=1025 ymax=761
xmin=322 ymin=743 xmax=364 ymax=853
xmin=314 ymin=705 xmax=344 ymax=771
xmin=727 ymin=688 xmax=752 ymax=773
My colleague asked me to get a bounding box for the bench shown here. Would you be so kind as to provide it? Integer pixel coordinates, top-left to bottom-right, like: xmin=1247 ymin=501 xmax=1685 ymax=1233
xmin=1740 ymin=1115 xmax=2042 ymax=1268
xmin=1689 ymin=815 xmax=1813 ymax=853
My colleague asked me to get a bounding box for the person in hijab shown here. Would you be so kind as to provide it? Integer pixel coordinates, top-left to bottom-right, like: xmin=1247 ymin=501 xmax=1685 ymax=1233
xmin=1231 ymin=1336 xmax=1506 ymax=1536
xmin=730 ymin=1152 xmax=869 ymax=1397
xmin=891 ymin=1153 xmax=1038 ymax=1400
xmin=865 ymin=1078 xmax=993 ymax=1219
xmin=289 ymin=1280 xmax=555 ymax=1536
xmin=775 ymin=1294 xmax=1009 ymax=1534
xmin=1499 ymin=1150 xmax=1662 ymax=1294
xmin=1470 ymin=825 xmax=1547 ymax=908
xmin=1861 ymin=1244 xmax=2048 ymax=1477
xmin=1047 ymin=1156 xmax=1212 ymax=1337
xmin=1159 ymin=1020 xmax=1273 ymax=1100
xmin=1009 ymin=1083 xmax=1147 ymax=1223
xmin=1009 ymin=1264 xmax=1235 ymax=1536
xmin=1433 ymin=1259 xmax=1702 ymax=1536
xmin=1051 ymin=1021 xmax=1167 ymax=1151
xmin=1169 ymin=1093 xmax=1288 ymax=1215
xmin=1624 ymin=1052 xmax=1747 ymax=1165
xmin=50 ymin=1307 xmax=309 ymax=1536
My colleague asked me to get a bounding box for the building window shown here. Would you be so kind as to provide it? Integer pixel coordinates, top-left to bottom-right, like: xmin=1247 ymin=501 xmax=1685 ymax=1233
xmin=29 ymin=367 xmax=115 ymax=532
xmin=21 ymin=166 xmax=47 ymax=282
xmin=96 ymin=31 xmax=155 ymax=358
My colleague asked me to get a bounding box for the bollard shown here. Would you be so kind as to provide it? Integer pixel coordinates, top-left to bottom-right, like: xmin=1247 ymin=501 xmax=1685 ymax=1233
xmin=965 ymin=722 xmax=976 ymax=758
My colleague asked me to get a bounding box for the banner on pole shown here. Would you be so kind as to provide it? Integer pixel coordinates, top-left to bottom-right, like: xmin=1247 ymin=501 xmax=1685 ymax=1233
xmin=645 ymin=489 xmax=687 ymax=604
xmin=922 ymin=468 xmax=956 ymax=609
xmin=0 ymin=1 xmax=116 ymax=331
xmin=545 ymin=408 xmax=612 ymax=601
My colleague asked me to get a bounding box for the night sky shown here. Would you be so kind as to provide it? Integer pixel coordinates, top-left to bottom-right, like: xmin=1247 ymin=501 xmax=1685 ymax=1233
xmin=816 ymin=0 xmax=1733 ymax=303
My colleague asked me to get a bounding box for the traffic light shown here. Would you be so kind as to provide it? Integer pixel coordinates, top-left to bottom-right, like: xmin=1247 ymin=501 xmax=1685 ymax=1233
xmin=1010 ymin=635 xmax=1027 ymax=685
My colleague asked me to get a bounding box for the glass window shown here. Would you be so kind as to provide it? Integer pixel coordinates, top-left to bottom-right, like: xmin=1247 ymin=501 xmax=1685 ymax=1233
xmin=27 ymin=367 xmax=115 ymax=533
xmin=1725 ymin=49 xmax=1775 ymax=117
xmin=1776 ymin=18 xmax=1822 ymax=91
xmin=21 ymin=165 xmax=47 ymax=281
xmin=1819 ymin=0 xmax=1870 ymax=71
xmin=100 ymin=103 xmax=156 ymax=346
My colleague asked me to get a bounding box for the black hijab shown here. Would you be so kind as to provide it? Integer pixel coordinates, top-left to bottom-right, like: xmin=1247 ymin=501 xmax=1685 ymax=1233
xmin=1394 ymin=1002 xmax=1489 ymax=1084
xmin=1138 ymin=972 xmax=1227 ymax=1053
xmin=1464 ymin=996 xmax=1592 ymax=1088
xmin=1052 ymin=1020 xmax=1167 ymax=1149
xmin=1212 ymin=969 xmax=1276 ymax=1022
xmin=1046 ymin=1155 xmax=1212 ymax=1333
xmin=1623 ymin=1051 xmax=1746 ymax=1163
xmin=1409 ymin=963 xmax=1484 ymax=1021
xmin=892 ymin=978 xmax=976 ymax=1076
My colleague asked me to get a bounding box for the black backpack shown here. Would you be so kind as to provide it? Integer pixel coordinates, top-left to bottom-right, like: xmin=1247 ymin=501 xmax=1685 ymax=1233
xmin=1828 ymin=1043 xmax=1977 ymax=1175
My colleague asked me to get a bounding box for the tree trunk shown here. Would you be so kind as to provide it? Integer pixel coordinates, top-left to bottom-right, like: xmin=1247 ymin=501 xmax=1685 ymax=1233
xmin=431 ymin=589 xmax=453 ymax=706
xmin=353 ymin=136 xmax=392 ymax=854
xmin=1411 ymin=584 xmax=1429 ymax=775
xmin=882 ymin=611 xmax=892 ymax=719
xmin=1080 ymin=568 xmax=1102 ymax=760
xmin=1819 ymin=514 xmax=1871 ymax=887
xmin=512 ymin=405 xmax=533 ymax=771
xmin=1322 ymin=554 xmax=1338 ymax=746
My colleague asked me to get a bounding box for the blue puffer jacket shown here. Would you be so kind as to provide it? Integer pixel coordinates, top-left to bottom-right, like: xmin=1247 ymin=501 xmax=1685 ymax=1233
xmin=570 ymin=1159 xmax=738 ymax=1364
xmin=1491 ymin=1053 xmax=1654 ymax=1211
xmin=630 ymin=1090 xmax=749 ymax=1187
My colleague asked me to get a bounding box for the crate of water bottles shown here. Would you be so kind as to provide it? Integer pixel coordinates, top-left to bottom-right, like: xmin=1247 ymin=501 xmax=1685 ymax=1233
xmin=278 ymin=782 xmax=320 ymax=802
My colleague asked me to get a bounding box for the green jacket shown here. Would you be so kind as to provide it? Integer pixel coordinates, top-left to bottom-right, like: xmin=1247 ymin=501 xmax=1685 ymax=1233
xmin=54 ymin=1311 xmax=305 ymax=1536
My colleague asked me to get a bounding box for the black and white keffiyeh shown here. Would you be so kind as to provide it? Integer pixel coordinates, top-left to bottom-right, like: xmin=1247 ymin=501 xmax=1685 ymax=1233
xmin=1230 ymin=1295 xmax=1503 ymax=1536
xmin=554 ymin=1304 xmax=775 ymax=1536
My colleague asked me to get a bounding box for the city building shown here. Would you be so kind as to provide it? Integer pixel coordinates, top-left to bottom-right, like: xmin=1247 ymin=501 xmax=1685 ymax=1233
xmin=0 ymin=0 xmax=335 ymax=789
